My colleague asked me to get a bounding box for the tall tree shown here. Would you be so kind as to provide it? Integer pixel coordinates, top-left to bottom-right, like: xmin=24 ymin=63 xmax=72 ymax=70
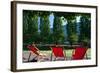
xmin=23 ymin=11 xmax=39 ymax=43
xmin=23 ymin=10 xmax=29 ymax=35
xmin=79 ymin=14 xmax=91 ymax=46
xmin=40 ymin=12 xmax=50 ymax=43
xmin=53 ymin=13 xmax=64 ymax=44
xmin=65 ymin=13 xmax=78 ymax=45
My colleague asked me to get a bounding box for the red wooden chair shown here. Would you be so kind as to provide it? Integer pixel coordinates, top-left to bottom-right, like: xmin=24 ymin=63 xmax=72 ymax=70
xmin=27 ymin=45 xmax=40 ymax=55
xmin=72 ymin=47 xmax=88 ymax=60
xmin=27 ymin=45 xmax=47 ymax=62
xmin=50 ymin=46 xmax=66 ymax=61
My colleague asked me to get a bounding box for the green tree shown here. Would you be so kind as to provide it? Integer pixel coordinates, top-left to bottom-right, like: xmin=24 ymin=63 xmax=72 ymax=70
xmin=53 ymin=13 xmax=64 ymax=44
xmin=23 ymin=11 xmax=39 ymax=43
xmin=79 ymin=14 xmax=91 ymax=47
xmin=65 ymin=13 xmax=78 ymax=45
xmin=23 ymin=10 xmax=29 ymax=35
xmin=40 ymin=12 xmax=50 ymax=43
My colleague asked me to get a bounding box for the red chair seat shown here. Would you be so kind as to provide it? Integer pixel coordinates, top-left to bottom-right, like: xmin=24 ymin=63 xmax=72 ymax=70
xmin=52 ymin=47 xmax=65 ymax=57
xmin=51 ymin=46 xmax=66 ymax=61
xmin=72 ymin=47 xmax=87 ymax=60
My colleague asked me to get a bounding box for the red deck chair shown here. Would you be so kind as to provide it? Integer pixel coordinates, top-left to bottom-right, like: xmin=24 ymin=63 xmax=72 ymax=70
xmin=27 ymin=45 xmax=48 ymax=62
xmin=72 ymin=47 xmax=88 ymax=60
xmin=27 ymin=45 xmax=40 ymax=62
xmin=27 ymin=45 xmax=39 ymax=55
xmin=50 ymin=46 xmax=66 ymax=61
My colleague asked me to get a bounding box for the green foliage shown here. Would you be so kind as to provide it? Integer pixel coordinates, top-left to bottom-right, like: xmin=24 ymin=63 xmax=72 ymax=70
xmin=66 ymin=13 xmax=78 ymax=45
xmin=79 ymin=14 xmax=91 ymax=47
xmin=23 ymin=10 xmax=91 ymax=49
xmin=40 ymin=12 xmax=50 ymax=43
xmin=53 ymin=14 xmax=64 ymax=44
xmin=23 ymin=10 xmax=39 ymax=43
xmin=65 ymin=14 xmax=76 ymax=21
xmin=23 ymin=10 xmax=29 ymax=34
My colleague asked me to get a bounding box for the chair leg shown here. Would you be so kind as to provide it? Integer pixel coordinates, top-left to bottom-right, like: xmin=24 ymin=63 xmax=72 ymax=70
xmin=54 ymin=57 xmax=56 ymax=61
xmin=28 ymin=52 xmax=31 ymax=62
xmin=85 ymin=53 xmax=88 ymax=59
xmin=63 ymin=47 xmax=67 ymax=60
xmin=65 ymin=56 xmax=67 ymax=60
xmin=50 ymin=53 xmax=52 ymax=61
